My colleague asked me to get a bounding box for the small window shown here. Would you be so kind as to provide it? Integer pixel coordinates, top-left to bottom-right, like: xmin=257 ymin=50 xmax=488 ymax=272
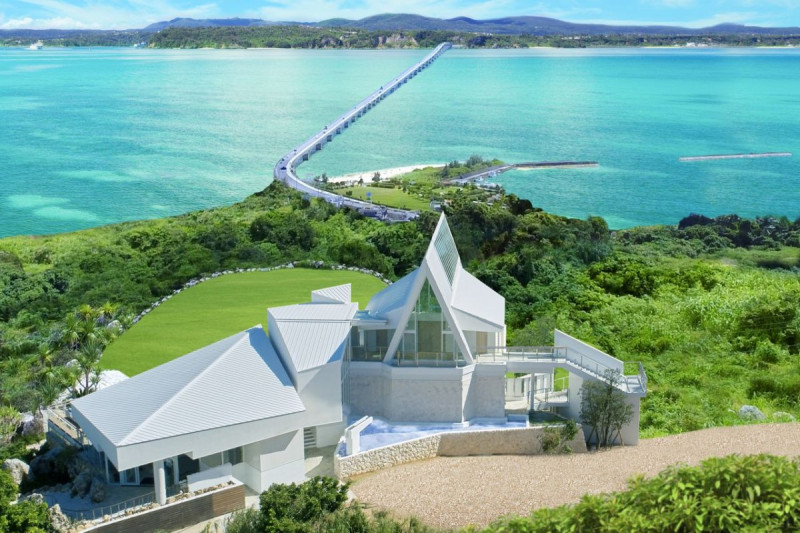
xmin=222 ymin=447 xmax=243 ymax=465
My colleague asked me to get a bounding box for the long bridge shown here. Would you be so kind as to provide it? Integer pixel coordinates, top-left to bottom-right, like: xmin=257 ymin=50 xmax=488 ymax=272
xmin=273 ymin=42 xmax=452 ymax=221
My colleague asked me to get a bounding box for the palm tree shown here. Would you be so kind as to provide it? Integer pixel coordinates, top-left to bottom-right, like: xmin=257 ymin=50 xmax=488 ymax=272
xmin=97 ymin=302 xmax=118 ymax=326
xmin=76 ymin=304 xmax=97 ymax=322
xmin=60 ymin=313 xmax=81 ymax=350
xmin=72 ymin=341 xmax=103 ymax=397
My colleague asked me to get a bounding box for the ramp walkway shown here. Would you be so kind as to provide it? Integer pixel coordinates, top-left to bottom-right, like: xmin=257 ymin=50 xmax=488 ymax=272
xmin=477 ymin=345 xmax=646 ymax=396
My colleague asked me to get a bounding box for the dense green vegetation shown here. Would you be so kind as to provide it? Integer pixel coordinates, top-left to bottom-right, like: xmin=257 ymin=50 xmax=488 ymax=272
xmin=484 ymin=454 xmax=800 ymax=532
xmin=102 ymin=269 xmax=386 ymax=375
xmin=0 ymin=469 xmax=52 ymax=532
xmin=1 ymin=180 xmax=799 ymax=447
xmin=225 ymin=456 xmax=800 ymax=532
xmin=146 ymin=26 xmax=800 ymax=49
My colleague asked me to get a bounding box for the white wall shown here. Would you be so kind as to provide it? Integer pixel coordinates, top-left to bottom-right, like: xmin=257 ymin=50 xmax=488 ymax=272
xmin=315 ymin=420 xmax=347 ymax=448
xmin=232 ymin=430 xmax=306 ymax=492
xmin=296 ymin=361 xmax=344 ymax=428
xmin=464 ymin=364 xmax=506 ymax=420
xmin=348 ymin=364 xmax=505 ymax=423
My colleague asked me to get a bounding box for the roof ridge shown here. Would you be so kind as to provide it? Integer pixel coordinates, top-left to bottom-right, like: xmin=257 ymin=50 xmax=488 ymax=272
xmin=119 ymin=328 xmax=255 ymax=446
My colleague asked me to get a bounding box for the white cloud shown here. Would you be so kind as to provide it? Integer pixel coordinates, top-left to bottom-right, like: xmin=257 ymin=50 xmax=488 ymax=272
xmin=570 ymin=10 xmax=772 ymax=28
xmin=1 ymin=16 xmax=89 ymax=28
xmin=3 ymin=0 xmax=221 ymax=29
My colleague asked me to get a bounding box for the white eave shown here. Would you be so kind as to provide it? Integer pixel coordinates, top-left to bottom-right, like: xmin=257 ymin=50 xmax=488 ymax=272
xmin=70 ymin=326 xmax=305 ymax=456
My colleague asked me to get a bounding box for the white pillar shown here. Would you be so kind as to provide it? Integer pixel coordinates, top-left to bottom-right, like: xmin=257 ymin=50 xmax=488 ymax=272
xmin=172 ymin=456 xmax=179 ymax=486
xmin=153 ymin=459 xmax=167 ymax=505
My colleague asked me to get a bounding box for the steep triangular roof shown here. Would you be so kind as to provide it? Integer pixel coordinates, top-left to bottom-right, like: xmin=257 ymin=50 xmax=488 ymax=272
xmin=269 ymin=302 xmax=358 ymax=372
xmin=311 ymin=284 xmax=351 ymax=304
xmin=71 ymin=326 xmax=304 ymax=447
xmin=374 ymin=214 xmax=503 ymax=365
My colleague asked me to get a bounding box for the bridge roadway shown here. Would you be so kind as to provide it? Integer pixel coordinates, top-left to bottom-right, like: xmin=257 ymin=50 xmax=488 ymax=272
xmin=273 ymin=42 xmax=452 ymax=222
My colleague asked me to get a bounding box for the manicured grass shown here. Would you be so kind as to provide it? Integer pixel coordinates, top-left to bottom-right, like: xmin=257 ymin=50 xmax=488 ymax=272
xmin=339 ymin=186 xmax=432 ymax=211
xmin=101 ymin=269 xmax=386 ymax=376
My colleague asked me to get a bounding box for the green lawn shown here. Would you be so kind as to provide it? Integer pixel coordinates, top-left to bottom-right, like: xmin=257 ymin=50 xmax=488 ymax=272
xmin=101 ymin=269 xmax=387 ymax=376
xmin=339 ymin=186 xmax=432 ymax=211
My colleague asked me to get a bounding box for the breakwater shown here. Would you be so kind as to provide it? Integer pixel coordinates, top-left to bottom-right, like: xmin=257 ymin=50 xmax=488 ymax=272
xmin=679 ymin=152 xmax=792 ymax=162
xmin=273 ymin=43 xmax=451 ymax=221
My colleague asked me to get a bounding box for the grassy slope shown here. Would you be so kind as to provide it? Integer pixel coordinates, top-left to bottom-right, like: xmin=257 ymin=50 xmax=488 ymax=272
xmin=339 ymin=186 xmax=431 ymax=211
xmin=101 ymin=269 xmax=386 ymax=376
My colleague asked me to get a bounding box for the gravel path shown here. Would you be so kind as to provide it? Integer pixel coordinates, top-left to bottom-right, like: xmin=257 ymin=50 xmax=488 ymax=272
xmin=350 ymin=423 xmax=800 ymax=530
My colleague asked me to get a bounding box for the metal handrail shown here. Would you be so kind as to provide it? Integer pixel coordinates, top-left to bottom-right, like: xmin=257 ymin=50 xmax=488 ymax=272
xmin=45 ymin=407 xmax=90 ymax=447
xmin=394 ymin=350 xmax=465 ymax=368
xmin=57 ymin=480 xmax=188 ymax=523
xmin=53 ymin=491 xmax=155 ymax=522
xmin=478 ymin=346 xmax=647 ymax=394
xmin=532 ymin=387 xmax=569 ymax=405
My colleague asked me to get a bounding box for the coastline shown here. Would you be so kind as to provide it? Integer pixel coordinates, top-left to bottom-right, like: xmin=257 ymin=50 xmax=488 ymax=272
xmin=326 ymin=164 xmax=444 ymax=185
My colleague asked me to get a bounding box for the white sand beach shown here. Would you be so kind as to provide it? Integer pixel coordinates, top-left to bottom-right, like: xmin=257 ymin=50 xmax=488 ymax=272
xmin=327 ymin=164 xmax=444 ymax=185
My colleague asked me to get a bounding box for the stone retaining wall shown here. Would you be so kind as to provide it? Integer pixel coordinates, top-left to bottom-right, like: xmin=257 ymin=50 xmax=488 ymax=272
xmin=335 ymin=425 xmax=586 ymax=479
xmin=130 ymin=262 xmax=392 ymax=326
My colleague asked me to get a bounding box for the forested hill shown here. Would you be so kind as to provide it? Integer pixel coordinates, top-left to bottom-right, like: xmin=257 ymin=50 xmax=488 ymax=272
xmin=1 ymin=182 xmax=799 ymax=448
xmin=144 ymin=26 xmax=800 ymax=49
xmin=3 ymin=13 xmax=800 ymax=48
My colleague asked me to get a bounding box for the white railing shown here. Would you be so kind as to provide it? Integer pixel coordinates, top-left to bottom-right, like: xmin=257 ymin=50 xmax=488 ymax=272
xmin=45 ymin=405 xmax=90 ymax=447
xmin=478 ymin=346 xmax=647 ymax=394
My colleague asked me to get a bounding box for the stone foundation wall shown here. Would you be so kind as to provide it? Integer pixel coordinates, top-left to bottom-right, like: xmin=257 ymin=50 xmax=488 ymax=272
xmin=335 ymin=425 xmax=586 ymax=479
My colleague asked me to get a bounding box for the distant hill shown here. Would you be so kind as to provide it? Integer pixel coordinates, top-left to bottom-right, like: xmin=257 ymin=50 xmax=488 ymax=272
xmin=141 ymin=17 xmax=279 ymax=32
xmin=313 ymin=13 xmax=800 ymax=36
xmin=2 ymin=13 xmax=799 ymax=46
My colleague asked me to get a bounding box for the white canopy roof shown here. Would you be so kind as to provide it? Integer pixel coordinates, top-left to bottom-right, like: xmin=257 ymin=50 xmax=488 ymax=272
xmin=71 ymin=326 xmax=304 ymax=449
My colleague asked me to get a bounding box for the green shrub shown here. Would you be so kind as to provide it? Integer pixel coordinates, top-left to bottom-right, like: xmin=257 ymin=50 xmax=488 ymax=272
xmin=484 ymin=454 xmax=800 ymax=533
xmin=258 ymin=476 xmax=349 ymax=532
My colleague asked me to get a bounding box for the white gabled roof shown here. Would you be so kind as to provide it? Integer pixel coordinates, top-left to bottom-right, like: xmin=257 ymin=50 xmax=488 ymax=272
xmin=269 ymin=302 xmax=357 ymax=372
xmin=452 ymin=269 xmax=505 ymax=330
xmin=311 ymin=284 xmax=351 ymax=304
xmin=71 ymin=326 xmax=304 ymax=447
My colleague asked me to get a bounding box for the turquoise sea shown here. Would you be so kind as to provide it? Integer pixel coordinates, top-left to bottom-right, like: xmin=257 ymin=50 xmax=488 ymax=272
xmin=1 ymin=46 xmax=799 ymax=236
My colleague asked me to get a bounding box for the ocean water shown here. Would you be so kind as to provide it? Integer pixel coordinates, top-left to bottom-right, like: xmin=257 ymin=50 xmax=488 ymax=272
xmin=1 ymin=47 xmax=799 ymax=236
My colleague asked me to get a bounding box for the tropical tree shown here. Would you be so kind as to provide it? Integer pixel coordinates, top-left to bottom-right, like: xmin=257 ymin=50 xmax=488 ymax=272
xmin=580 ymin=369 xmax=634 ymax=448
xmin=0 ymin=407 xmax=20 ymax=446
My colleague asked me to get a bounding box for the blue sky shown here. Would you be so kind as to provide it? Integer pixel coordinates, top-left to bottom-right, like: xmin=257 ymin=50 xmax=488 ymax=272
xmin=1 ymin=0 xmax=799 ymax=30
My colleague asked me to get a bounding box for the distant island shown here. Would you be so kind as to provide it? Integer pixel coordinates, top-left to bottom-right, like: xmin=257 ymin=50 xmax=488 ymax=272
xmin=2 ymin=13 xmax=800 ymax=48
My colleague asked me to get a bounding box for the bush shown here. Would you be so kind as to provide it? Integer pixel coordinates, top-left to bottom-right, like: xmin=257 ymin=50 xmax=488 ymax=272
xmin=258 ymin=476 xmax=349 ymax=532
xmin=484 ymin=454 xmax=800 ymax=533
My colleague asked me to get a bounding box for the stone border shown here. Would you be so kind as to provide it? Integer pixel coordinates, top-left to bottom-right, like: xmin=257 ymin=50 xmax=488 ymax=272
xmin=334 ymin=425 xmax=587 ymax=479
xmin=132 ymin=261 xmax=393 ymax=325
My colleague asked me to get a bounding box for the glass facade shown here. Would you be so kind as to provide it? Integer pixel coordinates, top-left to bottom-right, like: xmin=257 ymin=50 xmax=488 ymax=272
xmin=396 ymin=280 xmax=466 ymax=366
xmin=350 ymin=327 xmax=392 ymax=362
xmin=433 ymin=221 xmax=459 ymax=285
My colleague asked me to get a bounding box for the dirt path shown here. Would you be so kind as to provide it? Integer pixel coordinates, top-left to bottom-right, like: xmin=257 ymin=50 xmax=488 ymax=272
xmin=350 ymin=423 xmax=800 ymax=530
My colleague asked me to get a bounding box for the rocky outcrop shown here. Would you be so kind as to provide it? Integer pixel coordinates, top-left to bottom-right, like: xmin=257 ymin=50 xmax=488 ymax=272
xmin=70 ymin=471 xmax=92 ymax=498
xmin=90 ymin=477 xmax=107 ymax=503
xmin=2 ymin=458 xmax=29 ymax=485
xmin=739 ymin=405 xmax=766 ymax=420
xmin=29 ymin=445 xmax=63 ymax=482
xmin=772 ymin=411 xmax=796 ymax=422
xmin=48 ymin=504 xmax=71 ymax=532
